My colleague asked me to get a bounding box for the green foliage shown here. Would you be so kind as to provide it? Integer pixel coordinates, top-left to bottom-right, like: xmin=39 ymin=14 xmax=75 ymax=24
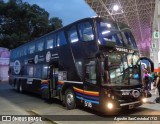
xmin=0 ymin=0 xmax=63 ymax=49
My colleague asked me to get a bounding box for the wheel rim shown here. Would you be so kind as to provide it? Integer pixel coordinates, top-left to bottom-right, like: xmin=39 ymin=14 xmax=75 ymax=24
xmin=66 ymin=92 xmax=74 ymax=106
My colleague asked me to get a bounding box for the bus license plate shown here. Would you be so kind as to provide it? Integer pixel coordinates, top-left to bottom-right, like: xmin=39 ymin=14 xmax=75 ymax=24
xmin=129 ymin=104 xmax=134 ymax=109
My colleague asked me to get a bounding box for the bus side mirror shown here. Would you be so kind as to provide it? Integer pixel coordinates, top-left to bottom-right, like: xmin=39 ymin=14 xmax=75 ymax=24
xmin=136 ymin=57 xmax=154 ymax=72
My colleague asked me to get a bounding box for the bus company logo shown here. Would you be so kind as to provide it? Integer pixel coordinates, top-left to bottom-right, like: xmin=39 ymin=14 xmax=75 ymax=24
xmin=132 ymin=90 xmax=140 ymax=98
xmin=34 ymin=55 xmax=38 ymax=64
xmin=46 ymin=51 xmax=51 ymax=62
xmin=14 ymin=60 xmax=21 ymax=74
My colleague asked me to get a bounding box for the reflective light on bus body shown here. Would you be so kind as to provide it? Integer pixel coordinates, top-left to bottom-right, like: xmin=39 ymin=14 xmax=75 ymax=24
xmin=71 ymin=38 xmax=78 ymax=43
xmin=102 ymin=30 xmax=110 ymax=35
xmin=98 ymin=40 xmax=101 ymax=44
xmin=106 ymin=23 xmax=111 ymax=28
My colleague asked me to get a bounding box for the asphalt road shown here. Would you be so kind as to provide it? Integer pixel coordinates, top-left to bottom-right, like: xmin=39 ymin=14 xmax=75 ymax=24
xmin=0 ymin=82 xmax=160 ymax=124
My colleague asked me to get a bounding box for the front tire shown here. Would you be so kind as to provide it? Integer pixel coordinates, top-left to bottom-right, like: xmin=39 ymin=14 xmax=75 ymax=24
xmin=64 ymin=89 xmax=76 ymax=110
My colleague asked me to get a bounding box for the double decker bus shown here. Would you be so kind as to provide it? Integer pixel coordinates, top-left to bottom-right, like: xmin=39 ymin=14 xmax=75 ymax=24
xmin=9 ymin=17 xmax=153 ymax=112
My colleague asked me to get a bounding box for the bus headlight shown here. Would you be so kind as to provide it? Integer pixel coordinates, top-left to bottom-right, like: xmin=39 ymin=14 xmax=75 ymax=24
xmin=107 ymin=102 xmax=113 ymax=109
xmin=142 ymin=98 xmax=147 ymax=103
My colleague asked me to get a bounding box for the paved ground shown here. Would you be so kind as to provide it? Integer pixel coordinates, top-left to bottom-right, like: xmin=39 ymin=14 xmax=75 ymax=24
xmin=0 ymin=82 xmax=160 ymax=124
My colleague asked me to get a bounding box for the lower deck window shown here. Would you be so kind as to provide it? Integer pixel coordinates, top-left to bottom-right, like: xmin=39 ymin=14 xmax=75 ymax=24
xmin=86 ymin=61 xmax=96 ymax=84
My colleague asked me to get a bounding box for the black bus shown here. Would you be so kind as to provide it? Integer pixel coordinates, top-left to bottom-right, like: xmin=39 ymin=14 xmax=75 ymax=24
xmin=9 ymin=17 xmax=153 ymax=112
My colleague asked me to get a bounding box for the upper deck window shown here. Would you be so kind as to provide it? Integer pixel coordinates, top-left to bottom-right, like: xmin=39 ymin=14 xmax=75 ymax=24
xmin=67 ymin=26 xmax=79 ymax=43
xmin=29 ymin=43 xmax=35 ymax=54
xmin=78 ymin=22 xmax=94 ymax=41
xmin=19 ymin=48 xmax=23 ymax=57
xmin=37 ymin=40 xmax=44 ymax=51
xmin=47 ymin=39 xmax=53 ymax=49
xmin=57 ymin=31 xmax=67 ymax=46
xmin=99 ymin=21 xmax=123 ymax=46
xmin=23 ymin=47 xmax=27 ymax=55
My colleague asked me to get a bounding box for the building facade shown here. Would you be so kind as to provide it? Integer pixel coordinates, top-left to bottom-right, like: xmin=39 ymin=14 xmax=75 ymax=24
xmin=151 ymin=0 xmax=160 ymax=72
xmin=0 ymin=47 xmax=10 ymax=81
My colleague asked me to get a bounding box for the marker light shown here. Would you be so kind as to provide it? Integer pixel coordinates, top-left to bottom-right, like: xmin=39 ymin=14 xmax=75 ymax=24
xmin=142 ymin=98 xmax=147 ymax=103
xmin=107 ymin=102 xmax=113 ymax=109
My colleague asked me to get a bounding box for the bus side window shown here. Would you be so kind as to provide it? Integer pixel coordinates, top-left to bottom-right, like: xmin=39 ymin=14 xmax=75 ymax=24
xmin=29 ymin=43 xmax=35 ymax=54
xmin=75 ymin=61 xmax=83 ymax=78
xmin=24 ymin=47 xmax=27 ymax=56
xmin=34 ymin=65 xmax=42 ymax=78
xmin=57 ymin=31 xmax=67 ymax=47
xmin=85 ymin=61 xmax=96 ymax=84
xmin=46 ymin=38 xmax=53 ymax=49
xmin=37 ymin=40 xmax=44 ymax=52
xmin=42 ymin=65 xmax=48 ymax=79
xmin=28 ymin=66 xmax=34 ymax=77
xmin=53 ymin=34 xmax=57 ymax=48
xmin=67 ymin=26 xmax=79 ymax=43
xmin=78 ymin=22 xmax=94 ymax=41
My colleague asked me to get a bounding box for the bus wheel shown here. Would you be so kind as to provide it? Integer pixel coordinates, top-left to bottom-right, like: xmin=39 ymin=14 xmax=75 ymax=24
xmin=64 ymin=89 xmax=76 ymax=110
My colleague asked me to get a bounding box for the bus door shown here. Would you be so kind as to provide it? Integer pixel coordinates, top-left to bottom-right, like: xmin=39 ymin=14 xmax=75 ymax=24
xmin=49 ymin=63 xmax=59 ymax=98
xmin=83 ymin=59 xmax=100 ymax=109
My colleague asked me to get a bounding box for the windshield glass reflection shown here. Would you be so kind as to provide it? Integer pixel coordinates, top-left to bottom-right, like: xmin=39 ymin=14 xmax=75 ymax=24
xmin=102 ymin=51 xmax=140 ymax=86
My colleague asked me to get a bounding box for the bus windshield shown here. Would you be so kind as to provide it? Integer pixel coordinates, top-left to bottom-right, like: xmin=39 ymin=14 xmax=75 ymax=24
xmin=102 ymin=51 xmax=140 ymax=86
xmin=98 ymin=19 xmax=138 ymax=49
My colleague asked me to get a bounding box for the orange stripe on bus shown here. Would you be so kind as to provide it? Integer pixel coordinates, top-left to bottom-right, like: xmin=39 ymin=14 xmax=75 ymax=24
xmin=41 ymin=80 xmax=48 ymax=84
xmin=84 ymin=90 xmax=99 ymax=96
xmin=57 ymin=81 xmax=64 ymax=85
xmin=73 ymin=87 xmax=99 ymax=96
xmin=73 ymin=87 xmax=83 ymax=94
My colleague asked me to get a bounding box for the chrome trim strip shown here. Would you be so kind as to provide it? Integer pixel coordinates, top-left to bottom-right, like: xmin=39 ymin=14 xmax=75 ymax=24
xmin=120 ymin=101 xmax=140 ymax=106
xmin=61 ymin=80 xmax=83 ymax=84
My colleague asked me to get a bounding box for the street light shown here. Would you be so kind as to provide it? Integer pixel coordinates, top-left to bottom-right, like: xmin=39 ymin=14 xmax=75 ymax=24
xmin=113 ymin=4 xmax=119 ymax=11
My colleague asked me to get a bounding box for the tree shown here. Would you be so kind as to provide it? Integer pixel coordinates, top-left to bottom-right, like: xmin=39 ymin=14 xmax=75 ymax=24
xmin=49 ymin=17 xmax=63 ymax=31
xmin=0 ymin=0 xmax=63 ymax=49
